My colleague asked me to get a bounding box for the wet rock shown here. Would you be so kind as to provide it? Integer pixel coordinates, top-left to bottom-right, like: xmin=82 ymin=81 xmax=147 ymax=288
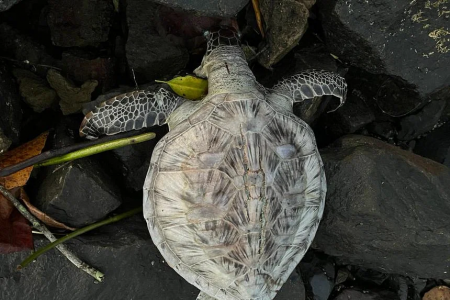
xmin=276 ymin=270 xmax=306 ymax=300
xmin=0 ymin=128 xmax=12 ymax=154
xmin=414 ymin=122 xmax=450 ymax=168
xmin=300 ymin=253 xmax=335 ymax=300
xmin=126 ymin=2 xmax=189 ymax=84
xmin=333 ymin=288 xmax=399 ymax=300
xmin=316 ymin=90 xmax=375 ymax=142
xmin=0 ymin=23 xmax=59 ymax=76
xmin=316 ymin=135 xmax=450 ymax=278
xmin=150 ymin=0 xmax=248 ymax=17
xmin=61 ymin=51 xmax=116 ymax=93
xmin=12 ymin=69 xmax=57 ymax=113
xmin=0 ymin=0 xmax=24 ymax=11
xmin=0 ymin=64 xmax=22 ymax=144
xmin=258 ymin=0 xmax=311 ymax=68
xmin=319 ymin=0 xmax=450 ymax=111
xmin=47 ymin=69 xmax=98 ymax=115
xmin=0 ymin=216 xmax=200 ymax=300
xmin=367 ymin=121 xmax=397 ymax=141
xmin=47 ymin=0 xmax=115 ymax=47
xmin=36 ymin=157 xmax=121 ymax=228
xmin=397 ymin=100 xmax=446 ymax=141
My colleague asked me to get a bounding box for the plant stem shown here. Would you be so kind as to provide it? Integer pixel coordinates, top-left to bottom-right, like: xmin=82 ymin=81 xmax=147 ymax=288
xmin=19 ymin=207 xmax=143 ymax=270
xmin=0 ymin=131 xmax=156 ymax=177
xmin=36 ymin=132 xmax=155 ymax=167
xmin=0 ymin=185 xmax=105 ymax=281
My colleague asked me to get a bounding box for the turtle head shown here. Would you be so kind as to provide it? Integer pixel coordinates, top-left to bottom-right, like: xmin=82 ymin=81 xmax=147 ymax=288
xmin=194 ymin=27 xmax=242 ymax=78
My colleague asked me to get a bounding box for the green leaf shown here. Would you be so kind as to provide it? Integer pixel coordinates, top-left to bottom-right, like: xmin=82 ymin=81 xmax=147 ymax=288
xmin=156 ymin=75 xmax=207 ymax=100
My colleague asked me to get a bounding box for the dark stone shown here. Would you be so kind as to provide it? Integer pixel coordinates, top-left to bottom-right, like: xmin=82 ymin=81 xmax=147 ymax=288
xmin=315 ymin=90 xmax=375 ymax=143
xmin=333 ymin=288 xmax=399 ymax=300
xmin=257 ymin=0 xmax=310 ymax=68
xmin=47 ymin=0 xmax=115 ymax=47
xmin=0 ymin=0 xmax=24 ymax=11
xmin=0 ymin=64 xmax=22 ymax=145
xmin=319 ymin=0 xmax=450 ymax=107
xmin=61 ymin=51 xmax=116 ymax=93
xmin=299 ymin=252 xmax=335 ymax=300
xmin=149 ymin=0 xmax=248 ymax=17
xmin=0 ymin=216 xmax=200 ymax=300
xmin=397 ymin=100 xmax=446 ymax=141
xmin=316 ymin=135 xmax=450 ymax=278
xmin=414 ymin=122 xmax=450 ymax=168
xmin=126 ymin=2 xmax=188 ymax=84
xmin=367 ymin=121 xmax=397 ymax=141
xmin=36 ymin=157 xmax=121 ymax=228
xmin=0 ymin=23 xmax=60 ymax=77
xmin=276 ymin=270 xmax=306 ymax=300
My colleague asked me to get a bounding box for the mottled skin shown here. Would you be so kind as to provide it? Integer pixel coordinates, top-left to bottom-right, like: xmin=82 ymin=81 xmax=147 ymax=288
xmin=80 ymin=30 xmax=346 ymax=300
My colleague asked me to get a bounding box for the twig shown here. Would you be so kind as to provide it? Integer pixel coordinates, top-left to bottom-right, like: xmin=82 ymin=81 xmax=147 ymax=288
xmin=0 ymin=185 xmax=104 ymax=282
xmin=0 ymin=130 xmax=155 ymax=177
xmin=19 ymin=207 xmax=143 ymax=269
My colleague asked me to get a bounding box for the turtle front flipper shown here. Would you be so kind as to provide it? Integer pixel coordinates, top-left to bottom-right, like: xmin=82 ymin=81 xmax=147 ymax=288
xmin=80 ymin=88 xmax=185 ymax=139
xmin=268 ymin=70 xmax=347 ymax=110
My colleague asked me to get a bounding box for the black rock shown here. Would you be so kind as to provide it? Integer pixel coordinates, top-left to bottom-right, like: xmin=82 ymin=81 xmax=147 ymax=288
xmin=47 ymin=0 xmax=115 ymax=47
xmin=0 ymin=64 xmax=22 ymax=145
xmin=397 ymin=100 xmax=446 ymax=141
xmin=333 ymin=288 xmax=399 ymax=300
xmin=316 ymin=135 xmax=450 ymax=279
xmin=0 ymin=216 xmax=200 ymax=300
xmin=36 ymin=157 xmax=122 ymax=228
xmin=0 ymin=23 xmax=60 ymax=77
xmin=149 ymin=0 xmax=249 ymax=17
xmin=276 ymin=270 xmax=306 ymax=300
xmin=367 ymin=121 xmax=397 ymax=141
xmin=414 ymin=122 xmax=450 ymax=167
xmin=299 ymin=252 xmax=335 ymax=300
xmin=316 ymin=89 xmax=375 ymax=142
xmin=319 ymin=0 xmax=450 ymax=107
xmin=126 ymin=2 xmax=189 ymax=84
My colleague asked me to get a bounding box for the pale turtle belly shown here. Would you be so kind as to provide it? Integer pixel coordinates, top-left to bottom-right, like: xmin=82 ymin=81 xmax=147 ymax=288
xmin=143 ymin=94 xmax=326 ymax=300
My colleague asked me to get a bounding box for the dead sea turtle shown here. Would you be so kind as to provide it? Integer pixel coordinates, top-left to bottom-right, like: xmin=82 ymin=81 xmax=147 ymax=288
xmin=80 ymin=29 xmax=346 ymax=300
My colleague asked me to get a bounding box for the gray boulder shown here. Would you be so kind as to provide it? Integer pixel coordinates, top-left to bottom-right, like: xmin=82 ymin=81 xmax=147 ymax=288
xmin=36 ymin=158 xmax=121 ymax=228
xmin=316 ymin=135 xmax=450 ymax=279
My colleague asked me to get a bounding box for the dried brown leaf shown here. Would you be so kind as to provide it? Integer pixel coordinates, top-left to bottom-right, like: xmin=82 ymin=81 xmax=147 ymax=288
xmin=0 ymin=188 xmax=33 ymax=253
xmin=0 ymin=132 xmax=49 ymax=189
xmin=423 ymin=286 xmax=450 ymax=300
xmin=19 ymin=188 xmax=76 ymax=231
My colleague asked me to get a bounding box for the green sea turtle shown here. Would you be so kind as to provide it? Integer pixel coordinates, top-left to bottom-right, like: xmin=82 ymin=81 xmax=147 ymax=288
xmin=80 ymin=29 xmax=346 ymax=300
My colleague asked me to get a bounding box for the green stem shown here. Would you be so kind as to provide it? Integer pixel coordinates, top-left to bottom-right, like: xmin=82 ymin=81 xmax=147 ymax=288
xmin=36 ymin=132 xmax=155 ymax=167
xmin=19 ymin=207 xmax=143 ymax=269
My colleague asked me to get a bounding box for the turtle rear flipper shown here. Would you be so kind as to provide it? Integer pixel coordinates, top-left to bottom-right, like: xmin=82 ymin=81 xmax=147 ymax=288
xmin=80 ymin=88 xmax=185 ymax=139
xmin=268 ymin=70 xmax=347 ymax=110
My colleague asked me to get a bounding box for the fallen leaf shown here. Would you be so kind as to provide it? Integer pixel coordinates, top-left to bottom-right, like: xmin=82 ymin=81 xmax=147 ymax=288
xmin=156 ymin=75 xmax=207 ymax=100
xmin=423 ymin=286 xmax=450 ymax=300
xmin=19 ymin=187 xmax=76 ymax=231
xmin=0 ymin=188 xmax=33 ymax=253
xmin=0 ymin=132 xmax=49 ymax=189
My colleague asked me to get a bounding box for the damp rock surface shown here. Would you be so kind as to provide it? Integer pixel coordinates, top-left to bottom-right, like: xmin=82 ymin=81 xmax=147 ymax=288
xmin=36 ymin=158 xmax=122 ymax=228
xmin=317 ymin=135 xmax=450 ymax=279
